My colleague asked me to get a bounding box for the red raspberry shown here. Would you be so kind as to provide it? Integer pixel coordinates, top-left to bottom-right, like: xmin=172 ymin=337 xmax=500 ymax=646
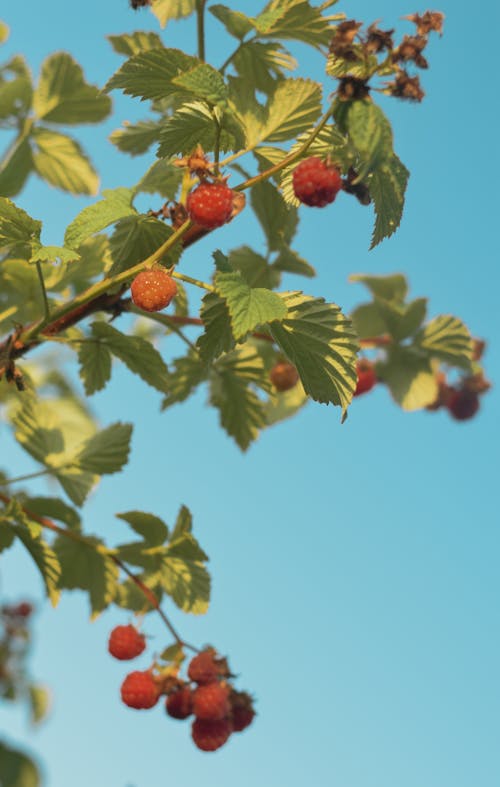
xmin=13 ymin=602 xmax=33 ymax=618
xmin=292 ymin=157 xmax=342 ymax=207
xmin=120 ymin=671 xmax=159 ymax=709
xmin=130 ymin=269 xmax=177 ymax=312
xmin=269 ymin=361 xmax=299 ymax=392
xmin=354 ymin=360 xmax=377 ymax=397
xmin=187 ymin=649 xmax=219 ymax=685
xmin=193 ymin=682 xmax=230 ymax=721
xmin=186 ymin=183 xmax=234 ymax=229
xmin=191 ymin=718 xmax=232 ymax=752
xmin=229 ymin=690 xmax=255 ymax=733
xmin=446 ymin=389 xmax=480 ymax=421
xmin=166 ymin=686 xmax=193 ymax=720
xmin=108 ymin=625 xmax=146 ymax=661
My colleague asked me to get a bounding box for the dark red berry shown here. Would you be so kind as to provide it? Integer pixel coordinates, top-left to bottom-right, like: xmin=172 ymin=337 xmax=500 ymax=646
xmin=13 ymin=602 xmax=33 ymax=618
xmin=120 ymin=671 xmax=159 ymax=709
xmin=186 ymin=183 xmax=234 ymax=229
xmin=191 ymin=718 xmax=232 ymax=752
xmin=130 ymin=269 xmax=177 ymax=312
xmin=193 ymin=682 xmax=230 ymax=721
xmin=354 ymin=360 xmax=377 ymax=397
xmin=292 ymin=157 xmax=342 ymax=207
xmin=187 ymin=650 xmax=219 ymax=685
xmin=229 ymin=690 xmax=255 ymax=733
xmin=446 ymin=389 xmax=480 ymax=421
xmin=166 ymin=686 xmax=193 ymax=720
xmin=108 ymin=625 xmax=146 ymax=661
xmin=269 ymin=361 xmax=299 ymax=392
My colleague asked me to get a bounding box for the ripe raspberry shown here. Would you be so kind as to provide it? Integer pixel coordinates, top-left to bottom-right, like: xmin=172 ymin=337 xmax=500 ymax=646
xmin=191 ymin=718 xmax=232 ymax=752
xmin=186 ymin=183 xmax=234 ymax=229
xmin=193 ymin=682 xmax=230 ymax=721
xmin=166 ymin=686 xmax=193 ymax=720
xmin=446 ymin=389 xmax=480 ymax=421
xmin=229 ymin=690 xmax=255 ymax=733
xmin=292 ymin=157 xmax=342 ymax=207
xmin=120 ymin=671 xmax=159 ymax=709
xmin=270 ymin=361 xmax=299 ymax=392
xmin=130 ymin=269 xmax=177 ymax=312
xmin=108 ymin=624 xmax=146 ymax=661
xmin=187 ymin=649 xmax=219 ymax=685
xmin=354 ymin=360 xmax=377 ymax=397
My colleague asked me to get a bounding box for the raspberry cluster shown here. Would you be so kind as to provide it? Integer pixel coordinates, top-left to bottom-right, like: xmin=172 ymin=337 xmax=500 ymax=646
xmin=108 ymin=627 xmax=255 ymax=752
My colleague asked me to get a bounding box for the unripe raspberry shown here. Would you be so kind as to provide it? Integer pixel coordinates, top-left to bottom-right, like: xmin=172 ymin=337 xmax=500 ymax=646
xmin=292 ymin=157 xmax=342 ymax=207
xmin=186 ymin=183 xmax=235 ymax=229
xmin=120 ymin=671 xmax=159 ymax=709
xmin=446 ymin=389 xmax=480 ymax=421
xmin=108 ymin=625 xmax=146 ymax=661
xmin=193 ymin=682 xmax=230 ymax=721
xmin=187 ymin=649 xmax=219 ymax=685
xmin=191 ymin=718 xmax=232 ymax=752
xmin=229 ymin=690 xmax=255 ymax=732
xmin=130 ymin=269 xmax=177 ymax=312
xmin=166 ymin=686 xmax=193 ymax=720
xmin=354 ymin=360 xmax=377 ymax=397
xmin=270 ymin=361 xmax=299 ymax=392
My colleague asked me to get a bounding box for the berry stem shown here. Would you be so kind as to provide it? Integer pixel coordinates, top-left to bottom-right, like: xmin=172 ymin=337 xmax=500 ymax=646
xmin=171 ymin=271 xmax=215 ymax=293
xmin=126 ymin=303 xmax=200 ymax=354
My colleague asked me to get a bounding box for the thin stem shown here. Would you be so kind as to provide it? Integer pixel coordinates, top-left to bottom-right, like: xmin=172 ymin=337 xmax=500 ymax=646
xmin=0 ymin=468 xmax=54 ymax=487
xmin=213 ymin=113 xmax=221 ymax=174
xmin=219 ymin=35 xmax=257 ymax=74
xmin=196 ymin=0 xmax=207 ymax=62
xmin=171 ymin=271 xmax=215 ymax=292
xmin=126 ymin=303 xmax=199 ymax=354
xmin=35 ymin=261 xmax=50 ymax=323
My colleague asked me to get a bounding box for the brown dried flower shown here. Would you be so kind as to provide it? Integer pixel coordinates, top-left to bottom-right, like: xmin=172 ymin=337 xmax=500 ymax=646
xmin=386 ymin=71 xmax=425 ymax=102
xmin=405 ymin=11 xmax=445 ymax=36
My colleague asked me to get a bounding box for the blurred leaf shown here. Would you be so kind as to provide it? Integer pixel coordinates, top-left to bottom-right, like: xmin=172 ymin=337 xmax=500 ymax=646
xmin=78 ymin=339 xmax=112 ymax=395
xmin=23 ymin=497 xmax=81 ymax=532
xmin=209 ymin=5 xmax=254 ymax=38
xmin=0 ymin=137 xmax=33 ymax=198
xmin=110 ymin=120 xmax=163 ymax=156
xmin=151 ymin=0 xmax=197 ymax=27
xmin=0 ymin=740 xmax=41 ymax=787
xmin=196 ymin=293 xmax=235 ymax=363
xmin=350 ymin=272 xmax=408 ymax=303
xmin=77 ymin=423 xmax=132 ymax=475
xmin=230 ymin=246 xmax=281 ymax=289
xmin=414 ymin=315 xmax=473 ymax=369
xmin=64 ymin=188 xmax=135 ymax=249
xmin=117 ymin=511 xmax=169 ymax=545
xmin=28 ymin=685 xmax=51 ymax=725
xmin=107 ymin=31 xmax=164 ymax=56
xmin=33 ymin=53 xmax=111 ymax=124
xmin=377 ymin=348 xmax=438 ymax=411
xmin=31 ymin=128 xmax=99 ymax=195
xmin=91 ymin=321 xmax=170 ymax=393
xmin=170 ymin=504 xmax=192 ymax=540
xmin=30 ymin=245 xmax=80 ymax=264
xmin=251 ymin=180 xmax=298 ymax=251
xmin=134 ymin=158 xmax=182 ymax=197
xmin=273 ymin=247 xmax=315 ymax=278
xmin=0 ymin=197 xmax=41 ymax=252
xmin=233 ymin=41 xmax=296 ymax=95
xmin=54 ymin=535 xmax=119 ymax=616
xmin=162 ymin=351 xmax=207 ymax=408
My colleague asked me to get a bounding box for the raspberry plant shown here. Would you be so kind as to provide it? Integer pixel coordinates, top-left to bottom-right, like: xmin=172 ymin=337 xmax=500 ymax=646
xmin=0 ymin=0 xmax=491 ymax=780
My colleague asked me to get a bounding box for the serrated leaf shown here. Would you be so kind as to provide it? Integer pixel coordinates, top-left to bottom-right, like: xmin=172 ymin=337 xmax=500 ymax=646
xmin=157 ymin=100 xmax=243 ymax=158
xmin=78 ymin=339 xmax=112 ymax=395
xmin=254 ymin=0 xmax=336 ymax=46
xmin=151 ymin=0 xmax=197 ymax=27
xmin=33 ymin=53 xmax=111 ymax=124
xmin=77 ymin=422 xmax=132 ymax=475
xmin=233 ymin=41 xmax=296 ymax=95
xmin=350 ymin=273 xmax=408 ymax=303
xmin=263 ymin=78 xmax=322 ymax=142
xmin=115 ymin=573 xmax=162 ymax=613
xmin=105 ymin=48 xmax=199 ymax=101
xmin=91 ymin=321 xmax=170 ymax=393
xmin=215 ymin=271 xmax=287 ymax=340
xmin=109 ymin=214 xmax=181 ymax=275
xmin=326 ymin=47 xmax=378 ymax=80
xmin=30 ymin=245 xmax=80 ymax=264
xmin=0 ymin=136 xmax=33 ymax=198
xmin=0 ymin=741 xmax=41 ymax=787
xmin=378 ymin=348 xmax=438 ymax=411
xmin=135 ymin=159 xmax=182 ymax=197
xmin=31 ymin=128 xmax=99 ymax=195
xmin=54 ymin=535 xmax=119 ymax=615
xmin=414 ymin=315 xmax=473 ymax=369
xmin=29 ymin=685 xmax=51 ymax=724
xmin=196 ymin=293 xmax=235 ymax=363
xmin=159 ymin=642 xmax=185 ymax=663
xmin=110 ymin=120 xmax=163 ymax=156
xmin=160 ymin=543 xmax=210 ymax=615
xmin=172 ymin=63 xmax=228 ymax=106
xmin=269 ymin=292 xmax=359 ymax=410
xmin=210 ymin=347 xmax=268 ymax=450
xmin=170 ymin=504 xmax=192 ymax=540
xmin=64 ymin=188 xmax=135 ymax=249
xmin=0 ymin=197 xmax=41 ymax=252
xmin=209 ymin=5 xmax=254 ymax=39
xmin=117 ymin=511 xmax=169 ymax=546
xmin=23 ymin=497 xmax=81 ymax=532
xmin=55 ymin=468 xmax=96 ymax=507
xmin=251 ymin=180 xmax=298 ymax=251
xmin=273 ymin=247 xmax=315 ymax=278
xmin=230 ymin=246 xmax=281 ymax=289
xmin=369 ymin=154 xmax=409 ymax=248
xmin=7 ymin=515 xmax=61 ymax=605
xmin=337 ymin=99 xmax=393 ymax=179
xmin=108 ymin=31 xmax=164 ymax=56
xmin=162 ymin=351 xmax=207 ymax=408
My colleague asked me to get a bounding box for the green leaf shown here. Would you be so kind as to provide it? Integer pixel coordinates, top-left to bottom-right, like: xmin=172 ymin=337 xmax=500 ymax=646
xmin=273 ymin=246 xmax=316 ymax=278
xmin=263 ymin=78 xmax=322 ymax=142
xmin=251 ymin=180 xmax=298 ymax=251
xmin=110 ymin=120 xmax=162 ymax=156
xmin=0 ymin=198 xmax=41 ymax=252
xmin=28 ymin=685 xmax=51 ymax=724
xmin=0 ymin=137 xmax=33 ymax=198
xmin=90 ymin=321 xmax=170 ymax=393
xmin=170 ymin=504 xmax=192 ymax=540
xmin=55 ymin=469 xmax=96 ymax=508
xmin=337 ymin=99 xmax=393 ymax=179
xmin=172 ymin=63 xmax=228 ymax=106
xmin=196 ymin=293 xmax=235 ymax=363
xmin=151 ymin=0 xmax=197 ymax=27
xmin=215 ymin=271 xmax=287 ymax=339
xmin=0 ymin=741 xmax=41 ymax=787
xmin=264 ymin=379 xmax=309 ymax=425
xmin=64 ymin=188 xmax=135 ymax=249
xmin=233 ymin=41 xmax=297 ymax=95
xmin=78 ymin=339 xmax=112 ymax=395
xmin=209 ymin=5 xmax=254 ymax=39
xmin=392 ymin=297 xmax=427 ymax=340
xmin=0 ymin=525 xmax=15 ymax=553
xmin=253 ymin=0 xmax=337 ymax=46
xmin=377 ymin=348 xmax=438 ymax=411
xmin=134 ymin=159 xmax=182 ymax=197
xmin=0 ymin=21 xmax=9 ymax=44
xmin=31 ymin=128 xmax=99 ymax=196
xmin=350 ymin=302 xmax=387 ymax=339
xmin=350 ymin=272 xmax=408 ymax=303
xmin=77 ymin=422 xmax=132 ymax=475
xmin=105 ymin=48 xmax=199 ymax=101
xmin=5 ymin=507 xmax=61 ymax=605
xmin=159 ymin=642 xmax=185 ymax=664
xmin=33 ymin=53 xmax=111 ymax=124
xmin=210 ymin=347 xmax=268 ymax=450
xmin=109 ymin=214 xmax=181 ymax=275
xmin=117 ymin=511 xmax=169 ymax=545
xmin=108 ymin=31 xmax=164 ymax=56
xmin=162 ymin=351 xmax=207 ymax=408
xmin=414 ymin=315 xmax=474 ymax=369
xmin=0 ymin=59 xmax=32 ymax=120
xmin=230 ymin=246 xmax=281 ymax=289
xmin=269 ymin=292 xmax=359 ymax=410
xmin=54 ymin=535 xmax=119 ymax=616
xmin=157 ymin=100 xmax=243 ymax=158
xmin=326 ymin=48 xmax=378 ymax=80
xmin=161 ymin=538 xmax=210 ymax=614
xmin=23 ymin=497 xmax=81 ymax=532
xmin=369 ymin=154 xmax=409 ymax=248
xmin=30 ymin=245 xmax=80 ymax=264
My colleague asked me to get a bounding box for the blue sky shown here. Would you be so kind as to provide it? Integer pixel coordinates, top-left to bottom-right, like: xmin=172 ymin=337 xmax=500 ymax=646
xmin=0 ymin=2 xmax=499 ymax=786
